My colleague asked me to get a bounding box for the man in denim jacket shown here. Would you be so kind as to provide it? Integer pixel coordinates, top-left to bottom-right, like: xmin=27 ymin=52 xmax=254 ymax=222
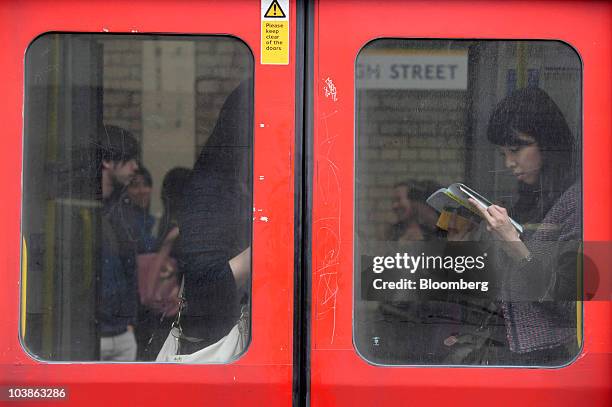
xmin=96 ymin=125 xmax=140 ymax=361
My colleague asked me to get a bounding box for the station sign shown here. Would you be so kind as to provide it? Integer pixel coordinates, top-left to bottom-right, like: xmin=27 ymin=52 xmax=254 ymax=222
xmin=356 ymin=51 xmax=468 ymax=90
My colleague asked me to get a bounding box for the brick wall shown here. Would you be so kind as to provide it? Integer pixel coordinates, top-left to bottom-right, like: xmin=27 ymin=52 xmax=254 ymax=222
xmin=99 ymin=36 xmax=252 ymax=158
xmin=195 ymin=38 xmax=252 ymax=152
xmin=357 ymin=89 xmax=468 ymax=240
xmin=101 ymin=39 xmax=143 ymax=141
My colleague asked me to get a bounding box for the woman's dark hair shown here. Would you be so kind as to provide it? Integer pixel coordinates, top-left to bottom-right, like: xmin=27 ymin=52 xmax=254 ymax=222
xmin=487 ymin=87 xmax=578 ymax=223
xmin=158 ymin=167 xmax=192 ymax=240
xmin=133 ymin=166 xmax=153 ymax=187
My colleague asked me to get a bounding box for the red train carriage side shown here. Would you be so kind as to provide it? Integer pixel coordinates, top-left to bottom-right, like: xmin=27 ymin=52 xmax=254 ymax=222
xmin=0 ymin=1 xmax=610 ymax=406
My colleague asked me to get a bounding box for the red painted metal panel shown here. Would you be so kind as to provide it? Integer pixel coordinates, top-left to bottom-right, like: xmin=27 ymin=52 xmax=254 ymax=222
xmin=0 ymin=0 xmax=295 ymax=405
xmin=311 ymin=1 xmax=611 ymax=405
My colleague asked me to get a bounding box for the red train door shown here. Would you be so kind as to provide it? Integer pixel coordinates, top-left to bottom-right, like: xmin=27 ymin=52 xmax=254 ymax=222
xmin=310 ymin=1 xmax=611 ymax=405
xmin=1 ymin=0 xmax=298 ymax=405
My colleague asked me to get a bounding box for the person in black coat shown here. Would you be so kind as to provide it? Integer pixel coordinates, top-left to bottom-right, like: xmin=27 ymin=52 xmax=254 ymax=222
xmin=176 ymin=80 xmax=253 ymax=353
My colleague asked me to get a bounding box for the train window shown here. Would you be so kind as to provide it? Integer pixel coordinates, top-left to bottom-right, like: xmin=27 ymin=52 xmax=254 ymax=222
xmin=354 ymin=39 xmax=582 ymax=366
xmin=22 ymin=33 xmax=253 ymax=362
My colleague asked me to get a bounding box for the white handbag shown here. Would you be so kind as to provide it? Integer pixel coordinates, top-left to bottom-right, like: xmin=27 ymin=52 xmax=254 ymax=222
xmin=156 ymin=280 xmax=249 ymax=363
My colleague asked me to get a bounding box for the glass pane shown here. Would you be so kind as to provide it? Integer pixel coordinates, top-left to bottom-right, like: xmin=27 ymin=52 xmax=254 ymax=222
xmin=354 ymin=39 xmax=582 ymax=366
xmin=22 ymin=34 xmax=253 ymax=362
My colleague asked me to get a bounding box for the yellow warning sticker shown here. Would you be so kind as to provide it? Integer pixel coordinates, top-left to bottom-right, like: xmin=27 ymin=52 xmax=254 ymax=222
xmin=265 ymin=0 xmax=286 ymax=18
xmin=261 ymin=0 xmax=289 ymax=65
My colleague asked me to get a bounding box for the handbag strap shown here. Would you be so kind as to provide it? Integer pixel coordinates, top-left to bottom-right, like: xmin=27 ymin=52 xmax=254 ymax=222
xmin=171 ymin=277 xmax=207 ymax=344
xmin=170 ymin=277 xmax=184 ymax=331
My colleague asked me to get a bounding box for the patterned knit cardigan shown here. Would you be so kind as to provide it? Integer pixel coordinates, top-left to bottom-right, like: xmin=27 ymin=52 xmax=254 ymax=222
xmin=501 ymin=183 xmax=581 ymax=354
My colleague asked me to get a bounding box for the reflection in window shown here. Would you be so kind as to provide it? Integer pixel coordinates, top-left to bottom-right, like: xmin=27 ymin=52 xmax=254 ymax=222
xmin=22 ymin=34 xmax=253 ymax=362
xmin=354 ymin=40 xmax=582 ymax=366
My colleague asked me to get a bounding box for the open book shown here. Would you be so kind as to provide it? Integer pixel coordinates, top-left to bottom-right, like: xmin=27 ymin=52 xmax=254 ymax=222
xmin=426 ymin=183 xmax=523 ymax=234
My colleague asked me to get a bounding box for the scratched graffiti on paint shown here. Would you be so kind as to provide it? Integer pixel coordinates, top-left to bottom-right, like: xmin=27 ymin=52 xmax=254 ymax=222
xmin=324 ymin=77 xmax=338 ymax=102
xmin=314 ymin=108 xmax=341 ymax=344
